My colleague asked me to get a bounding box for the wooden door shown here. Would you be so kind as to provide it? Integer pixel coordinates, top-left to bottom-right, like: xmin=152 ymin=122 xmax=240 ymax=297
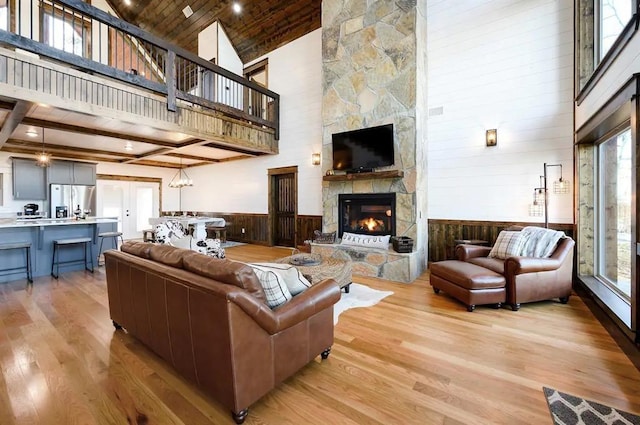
xmin=269 ymin=167 xmax=297 ymax=247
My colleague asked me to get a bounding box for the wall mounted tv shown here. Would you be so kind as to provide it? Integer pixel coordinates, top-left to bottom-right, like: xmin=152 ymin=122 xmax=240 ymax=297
xmin=332 ymin=123 xmax=394 ymax=173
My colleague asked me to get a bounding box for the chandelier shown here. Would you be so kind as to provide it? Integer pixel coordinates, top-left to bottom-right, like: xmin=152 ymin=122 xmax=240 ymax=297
xmin=168 ymin=159 xmax=193 ymax=188
xmin=35 ymin=128 xmax=51 ymax=167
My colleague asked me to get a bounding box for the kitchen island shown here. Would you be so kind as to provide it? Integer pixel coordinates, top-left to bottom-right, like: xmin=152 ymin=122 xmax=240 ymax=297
xmin=0 ymin=217 xmax=118 ymax=283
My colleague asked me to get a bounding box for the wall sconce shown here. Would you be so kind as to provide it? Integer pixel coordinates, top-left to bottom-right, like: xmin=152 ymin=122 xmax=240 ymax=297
xmin=485 ymin=129 xmax=497 ymax=147
xmin=311 ymin=153 xmax=321 ymax=166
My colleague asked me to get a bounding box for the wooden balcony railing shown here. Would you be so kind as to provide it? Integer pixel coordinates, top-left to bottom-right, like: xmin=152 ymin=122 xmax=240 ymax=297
xmin=0 ymin=0 xmax=280 ymax=139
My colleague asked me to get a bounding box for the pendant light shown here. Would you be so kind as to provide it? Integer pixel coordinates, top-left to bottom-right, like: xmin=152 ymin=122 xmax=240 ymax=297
xmin=35 ymin=128 xmax=51 ymax=167
xmin=168 ymin=157 xmax=193 ymax=188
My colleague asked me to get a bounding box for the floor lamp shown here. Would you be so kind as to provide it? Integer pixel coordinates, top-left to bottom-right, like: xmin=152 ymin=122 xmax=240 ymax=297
xmin=530 ymin=163 xmax=570 ymax=228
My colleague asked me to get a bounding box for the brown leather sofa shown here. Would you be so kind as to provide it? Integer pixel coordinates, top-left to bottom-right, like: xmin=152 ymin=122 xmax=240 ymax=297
xmin=104 ymin=242 xmax=341 ymax=424
xmin=455 ymin=237 xmax=575 ymax=310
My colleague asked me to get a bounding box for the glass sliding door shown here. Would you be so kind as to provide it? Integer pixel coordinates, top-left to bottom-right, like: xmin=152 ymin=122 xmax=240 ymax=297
xmin=597 ymin=128 xmax=632 ymax=299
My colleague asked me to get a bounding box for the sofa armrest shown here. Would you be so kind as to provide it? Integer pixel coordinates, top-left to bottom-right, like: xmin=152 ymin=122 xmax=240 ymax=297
xmin=505 ymin=256 xmax=563 ymax=275
xmin=228 ymin=279 xmax=341 ymax=335
xmin=456 ymin=244 xmax=492 ymax=261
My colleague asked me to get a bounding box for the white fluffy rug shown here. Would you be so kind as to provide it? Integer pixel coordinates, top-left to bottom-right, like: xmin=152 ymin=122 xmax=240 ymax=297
xmin=334 ymin=283 xmax=394 ymax=324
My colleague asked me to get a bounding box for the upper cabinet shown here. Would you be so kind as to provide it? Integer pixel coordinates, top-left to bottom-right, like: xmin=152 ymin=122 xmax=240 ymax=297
xmin=48 ymin=161 xmax=96 ymax=185
xmin=12 ymin=158 xmax=47 ymax=200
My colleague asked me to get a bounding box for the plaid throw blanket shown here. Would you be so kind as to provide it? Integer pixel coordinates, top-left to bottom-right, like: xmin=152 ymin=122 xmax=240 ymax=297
xmin=520 ymin=226 xmax=565 ymax=258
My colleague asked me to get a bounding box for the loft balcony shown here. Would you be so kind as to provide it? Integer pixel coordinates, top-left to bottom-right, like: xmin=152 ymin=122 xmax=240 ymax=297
xmin=0 ymin=0 xmax=279 ymax=168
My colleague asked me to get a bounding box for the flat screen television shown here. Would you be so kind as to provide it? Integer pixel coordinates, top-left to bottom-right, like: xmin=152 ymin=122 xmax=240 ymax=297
xmin=332 ymin=124 xmax=394 ymax=172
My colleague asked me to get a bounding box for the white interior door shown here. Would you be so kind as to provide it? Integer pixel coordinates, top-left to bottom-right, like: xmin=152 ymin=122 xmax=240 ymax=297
xmin=96 ymin=180 xmax=160 ymax=240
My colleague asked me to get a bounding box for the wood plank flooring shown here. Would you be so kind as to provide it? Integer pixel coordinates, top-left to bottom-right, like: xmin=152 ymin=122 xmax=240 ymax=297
xmin=0 ymin=244 xmax=639 ymax=424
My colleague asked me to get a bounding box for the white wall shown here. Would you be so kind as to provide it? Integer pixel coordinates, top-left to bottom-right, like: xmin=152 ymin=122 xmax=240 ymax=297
xmin=182 ymin=29 xmax=323 ymax=215
xmin=216 ymin=23 xmax=243 ymax=75
xmin=426 ymin=0 xmax=574 ymax=224
xmin=0 ymin=152 xmax=180 ymax=216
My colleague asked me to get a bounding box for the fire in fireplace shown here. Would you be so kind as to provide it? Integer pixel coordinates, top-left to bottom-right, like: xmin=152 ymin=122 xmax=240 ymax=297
xmin=338 ymin=193 xmax=396 ymax=238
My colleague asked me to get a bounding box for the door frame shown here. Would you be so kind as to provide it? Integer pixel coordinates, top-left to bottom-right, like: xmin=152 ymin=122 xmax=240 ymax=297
xmin=97 ymin=174 xmax=162 ymax=237
xmin=267 ymin=166 xmax=298 ymax=247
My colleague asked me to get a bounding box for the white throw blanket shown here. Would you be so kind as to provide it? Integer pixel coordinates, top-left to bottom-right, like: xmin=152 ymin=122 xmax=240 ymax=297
xmin=519 ymin=226 xmax=565 ymax=258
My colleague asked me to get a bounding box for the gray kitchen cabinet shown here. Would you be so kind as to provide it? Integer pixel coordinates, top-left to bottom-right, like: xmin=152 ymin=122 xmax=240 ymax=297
xmin=48 ymin=161 xmax=96 ymax=185
xmin=12 ymin=158 xmax=47 ymax=200
xmin=72 ymin=162 xmax=96 ymax=185
xmin=48 ymin=161 xmax=73 ymax=184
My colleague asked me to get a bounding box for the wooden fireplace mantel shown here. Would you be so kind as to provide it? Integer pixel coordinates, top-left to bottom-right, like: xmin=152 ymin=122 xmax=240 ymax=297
xmin=322 ymin=170 xmax=404 ymax=182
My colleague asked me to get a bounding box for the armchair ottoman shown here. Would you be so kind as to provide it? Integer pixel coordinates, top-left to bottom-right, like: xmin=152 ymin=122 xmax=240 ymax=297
xmin=430 ymin=260 xmax=506 ymax=311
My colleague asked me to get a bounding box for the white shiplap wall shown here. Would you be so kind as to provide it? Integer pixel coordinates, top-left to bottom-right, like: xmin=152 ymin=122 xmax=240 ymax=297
xmin=181 ymin=29 xmax=323 ymax=215
xmin=426 ymin=0 xmax=574 ymax=223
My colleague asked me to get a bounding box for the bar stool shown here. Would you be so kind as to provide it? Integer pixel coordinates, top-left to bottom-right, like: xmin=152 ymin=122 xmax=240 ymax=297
xmin=142 ymin=229 xmax=156 ymax=242
xmin=97 ymin=231 xmax=124 ymax=264
xmin=0 ymin=242 xmax=33 ymax=283
xmin=51 ymin=238 xmax=94 ymax=279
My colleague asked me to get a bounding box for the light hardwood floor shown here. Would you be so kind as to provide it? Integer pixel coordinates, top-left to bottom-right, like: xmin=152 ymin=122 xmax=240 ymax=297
xmin=0 ymin=244 xmax=639 ymax=424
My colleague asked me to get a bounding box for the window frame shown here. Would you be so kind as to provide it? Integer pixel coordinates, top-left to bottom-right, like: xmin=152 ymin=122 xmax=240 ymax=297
xmin=595 ymin=125 xmax=633 ymax=301
xmin=39 ymin=0 xmax=92 ymax=59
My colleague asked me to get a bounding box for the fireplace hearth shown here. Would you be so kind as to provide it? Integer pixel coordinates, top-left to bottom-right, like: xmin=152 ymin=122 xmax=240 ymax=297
xmin=338 ymin=193 xmax=396 ymax=238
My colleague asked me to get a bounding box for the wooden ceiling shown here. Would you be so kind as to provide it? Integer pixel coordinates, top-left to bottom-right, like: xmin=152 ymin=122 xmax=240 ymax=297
xmin=106 ymin=0 xmax=322 ymax=63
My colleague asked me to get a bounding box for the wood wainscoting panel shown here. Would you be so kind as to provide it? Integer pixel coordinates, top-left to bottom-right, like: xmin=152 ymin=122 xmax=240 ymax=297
xmin=428 ymin=219 xmax=575 ymax=263
xmin=167 ymin=212 xmax=322 ymax=247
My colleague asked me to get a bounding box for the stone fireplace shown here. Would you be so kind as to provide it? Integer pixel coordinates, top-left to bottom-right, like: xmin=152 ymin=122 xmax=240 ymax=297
xmin=319 ymin=1 xmax=427 ymax=283
xmin=339 ymin=193 xmax=396 ymax=238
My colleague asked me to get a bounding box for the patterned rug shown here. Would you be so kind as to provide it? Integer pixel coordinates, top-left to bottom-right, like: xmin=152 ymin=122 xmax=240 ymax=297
xmin=220 ymin=241 xmax=246 ymax=248
xmin=334 ymin=283 xmax=393 ymax=324
xmin=544 ymin=387 xmax=640 ymax=425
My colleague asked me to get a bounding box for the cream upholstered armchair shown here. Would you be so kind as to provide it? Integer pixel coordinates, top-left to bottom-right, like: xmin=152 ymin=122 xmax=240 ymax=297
xmin=456 ymin=228 xmax=575 ymax=311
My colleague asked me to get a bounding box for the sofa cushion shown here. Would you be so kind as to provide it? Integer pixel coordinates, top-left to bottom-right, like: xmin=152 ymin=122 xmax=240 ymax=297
xmin=467 ymin=257 xmax=505 ymax=274
xmin=182 ymin=255 xmax=267 ymax=303
xmin=149 ymin=244 xmax=194 ymax=268
xmin=249 ymin=264 xmax=293 ymax=309
xmin=121 ymin=241 xmax=153 ymax=258
xmin=250 ymin=263 xmax=312 ymax=296
xmin=488 ymin=231 xmax=525 ymax=259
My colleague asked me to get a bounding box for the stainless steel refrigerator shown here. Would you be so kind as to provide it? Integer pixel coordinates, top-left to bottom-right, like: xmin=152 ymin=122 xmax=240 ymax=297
xmin=50 ymin=184 xmax=96 ymax=218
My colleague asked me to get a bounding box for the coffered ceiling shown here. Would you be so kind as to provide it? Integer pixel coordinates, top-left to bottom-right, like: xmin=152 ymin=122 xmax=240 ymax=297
xmin=106 ymin=0 xmax=321 ymax=64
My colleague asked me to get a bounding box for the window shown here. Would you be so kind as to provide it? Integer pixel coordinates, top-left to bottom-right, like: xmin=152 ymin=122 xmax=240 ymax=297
xmin=41 ymin=2 xmax=91 ymax=58
xmin=0 ymin=0 xmax=8 ymax=32
xmin=597 ymin=0 xmax=633 ymax=61
xmin=597 ymin=127 xmax=632 ymax=299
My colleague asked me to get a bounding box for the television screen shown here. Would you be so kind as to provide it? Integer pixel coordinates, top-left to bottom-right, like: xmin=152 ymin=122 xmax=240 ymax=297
xmin=332 ymin=124 xmax=394 ymax=172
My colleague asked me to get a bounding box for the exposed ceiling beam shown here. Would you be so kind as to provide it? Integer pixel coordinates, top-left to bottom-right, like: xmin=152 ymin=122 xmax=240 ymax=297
xmin=5 ymin=138 xmax=139 ymax=158
xmin=121 ymin=138 xmax=213 ymax=164
xmin=0 ymin=146 xmax=184 ymax=168
xmin=0 ymin=101 xmax=33 ymax=148
xmin=164 ymin=152 xmax=220 ymax=162
xmin=21 ymin=117 xmax=183 ymax=147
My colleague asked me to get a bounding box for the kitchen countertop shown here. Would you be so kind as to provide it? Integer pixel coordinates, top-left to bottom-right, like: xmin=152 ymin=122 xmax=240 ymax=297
xmin=0 ymin=217 xmax=118 ymax=228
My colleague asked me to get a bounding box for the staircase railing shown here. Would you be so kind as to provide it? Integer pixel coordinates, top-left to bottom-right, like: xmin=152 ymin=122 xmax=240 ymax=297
xmin=0 ymin=0 xmax=280 ymax=138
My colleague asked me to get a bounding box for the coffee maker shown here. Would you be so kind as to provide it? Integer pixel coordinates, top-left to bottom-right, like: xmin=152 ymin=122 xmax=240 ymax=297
xmin=23 ymin=204 xmax=39 ymax=216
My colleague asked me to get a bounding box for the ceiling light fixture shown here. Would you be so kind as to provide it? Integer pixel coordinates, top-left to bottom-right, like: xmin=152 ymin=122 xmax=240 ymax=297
xmin=182 ymin=5 xmax=194 ymax=18
xmin=124 ymin=142 xmax=133 ymax=151
xmin=168 ymin=158 xmax=193 ymax=188
xmin=35 ymin=128 xmax=51 ymax=167
xmin=26 ymin=129 xmax=38 ymax=138
xmin=124 ymin=0 xmax=131 ymax=5
xmin=232 ymin=2 xmax=242 ymax=14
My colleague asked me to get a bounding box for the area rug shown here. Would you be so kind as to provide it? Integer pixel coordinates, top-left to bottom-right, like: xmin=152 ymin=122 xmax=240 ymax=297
xmin=220 ymin=241 xmax=246 ymax=248
xmin=334 ymin=283 xmax=393 ymax=324
xmin=544 ymin=387 xmax=640 ymax=425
